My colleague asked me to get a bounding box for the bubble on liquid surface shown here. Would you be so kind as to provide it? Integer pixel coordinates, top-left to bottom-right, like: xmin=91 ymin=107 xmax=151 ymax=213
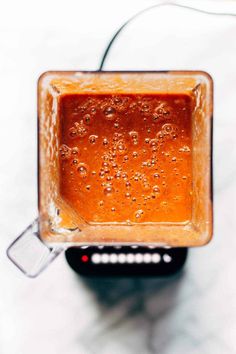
xmin=104 ymin=166 xmax=110 ymax=174
xmin=129 ymin=131 xmax=139 ymax=144
xmin=149 ymin=139 xmax=158 ymax=146
xmin=149 ymin=139 xmax=158 ymax=151
xmin=103 ymin=154 xmax=110 ymax=162
xmin=135 ymin=209 xmax=144 ymax=219
xmin=113 ymin=96 xmax=129 ymax=112
xmin=116 ymin=141 xmax=127 ymax=155
xmin=77 ymin=163 xmax=89 ymax=177
xmin=69 ymin=122 xmax=88 ymax=138
xmin=90 ymin=106 xmax=97 ymax=115
xmin=156 ymin=131 xmax=164 ymax=142
xmin=79 ymin=105 xmax=86 ymax=114
xmin=104 ymin=185 xmax=114 ymax=196
xmin=103 ymin=106 xmax=116 ymax=120
xmin=153 ymin=185 xmax=160 ymax=193
xmin=84 ymin=114 xmax=92 ymax=125
xmin=129 ymin=102 xmax=137 ymax=111
xmin=113 ymin=132 xmax=119 ymax=141
xmin=151 ymin=159 xmax=156 ymax=165
xmin=152 ymin=113 xmax=159 ymax=122
xmin=115 ymin=172 xmax=121 ymax=179
xmin=76 ymin=122 xmax=89 ymax=137
xmin=59 ymin=144 xmax=71 ymax=159
xmin=71 ymin=147 xmax=79 ymax=155
xmin=179 ymin=145 xmax=191 ymax=153
xmin=154 ymin=102 xmax=172 ymax=118
xmin=113 ymin=96 xmax=122 ymax=105
xmin=125 ymin=181 xmax=131 ymax=188
xmin=125 ymin=192 xmax=131 ymax=198
xmin=99 ymin=170 xmax=105 ymax=178
xmin=68 ymin=127 xmax=77 ymax=138
xmin=89 ymin=135 xmax=98 ymax=144
xmin=162 ymin=123 xmax=175 ymax=134
xmin=103 ymin=138 xmax=109 ymax=146
xmin=132 ymin=151 xmax=138 ymax=158
xmin=140 ymin=102 xmax=150 ymax=113
xmin=72 ymin=159 xmax=78 ymax=165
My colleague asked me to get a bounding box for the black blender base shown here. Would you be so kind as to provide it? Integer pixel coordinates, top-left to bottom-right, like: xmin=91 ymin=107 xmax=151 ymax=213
xmin=65 ymin=247 xmax=188 ymax=276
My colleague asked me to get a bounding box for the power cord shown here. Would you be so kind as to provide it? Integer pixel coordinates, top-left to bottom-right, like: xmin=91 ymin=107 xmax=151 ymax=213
xmin=98 ymin=1 xmax=236 ymax=71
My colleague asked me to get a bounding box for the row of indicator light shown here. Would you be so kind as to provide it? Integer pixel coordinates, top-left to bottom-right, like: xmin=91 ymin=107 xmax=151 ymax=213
xmin=89 ymin=253 xmax=172 ymax=265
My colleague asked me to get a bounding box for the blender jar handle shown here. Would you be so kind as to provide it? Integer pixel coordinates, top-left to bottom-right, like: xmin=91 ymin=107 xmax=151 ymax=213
xmin=7 ymin=219 xmax=63 ymax=278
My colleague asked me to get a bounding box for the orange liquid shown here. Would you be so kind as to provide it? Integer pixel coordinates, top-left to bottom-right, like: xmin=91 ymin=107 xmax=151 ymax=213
xmin=59 ymin=94 xmax=192 ymax=224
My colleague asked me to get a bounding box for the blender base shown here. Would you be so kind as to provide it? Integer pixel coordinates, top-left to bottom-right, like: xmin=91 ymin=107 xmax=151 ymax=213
xmin=65 ymin=247 xmax=188 ymax=276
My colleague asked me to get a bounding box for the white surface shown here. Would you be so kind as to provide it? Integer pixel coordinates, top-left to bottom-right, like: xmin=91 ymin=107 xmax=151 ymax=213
xmin=1 ymin=1 xmax=236 ymax=354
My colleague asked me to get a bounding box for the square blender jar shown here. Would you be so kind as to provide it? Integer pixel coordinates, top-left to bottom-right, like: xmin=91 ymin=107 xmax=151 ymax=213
xmin=38 ymin=71 xmax=213 ymax=247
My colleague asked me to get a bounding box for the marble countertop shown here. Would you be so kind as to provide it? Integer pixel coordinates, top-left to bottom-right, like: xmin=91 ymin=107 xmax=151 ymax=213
xmin=1 ymin=1 xmax=236 ymax=353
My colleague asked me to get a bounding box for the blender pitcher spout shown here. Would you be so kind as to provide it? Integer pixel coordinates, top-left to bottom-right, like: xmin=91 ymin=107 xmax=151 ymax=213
xmin=6 ymin=219 xmax=64 ymax=278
